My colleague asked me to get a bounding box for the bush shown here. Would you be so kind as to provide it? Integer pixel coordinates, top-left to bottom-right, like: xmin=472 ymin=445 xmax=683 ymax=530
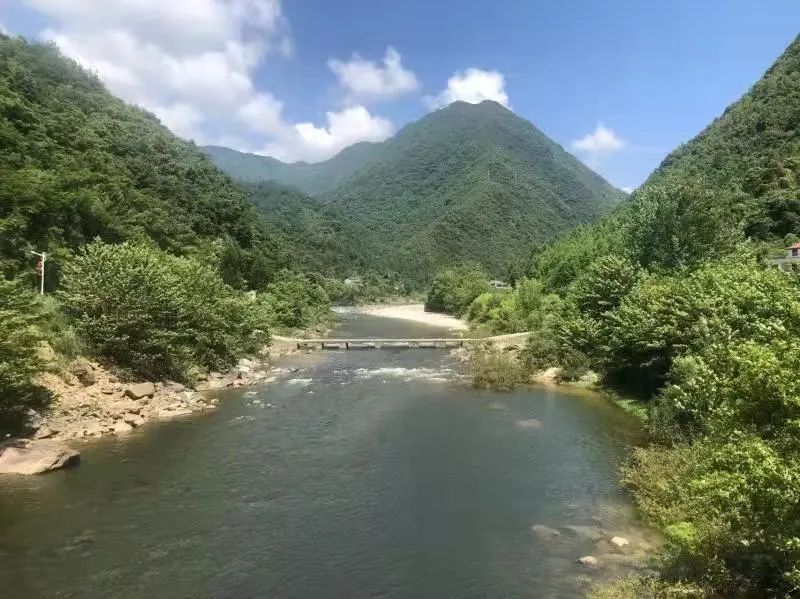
xmin=425 ymin=265 xmax=489 ymax=316
xmin=0 ymin=279 xmax=53 ymax=434
xmin=469 ymin=346 xmax=523 ymax=391
xmin=59 ymin=241 xmax=272 ymax=381
xmin=624 ymin=180 xmax=745 ymax=271
xmin=654 ymin=339 xmax=800 ymax=444
xmin=262 ymin=270 xmax=331 ymax=330
xmin=601 ymin=260 xmax=800 ymax=396
xmin=624 ymin=435 xmax=800 ymax=596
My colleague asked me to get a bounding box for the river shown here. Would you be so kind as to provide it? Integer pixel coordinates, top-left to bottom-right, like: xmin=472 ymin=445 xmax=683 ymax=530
xmin=0 ymin=313 xmax=655 ymax=598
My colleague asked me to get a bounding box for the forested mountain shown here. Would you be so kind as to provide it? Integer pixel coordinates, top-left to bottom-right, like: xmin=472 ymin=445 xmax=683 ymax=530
xmin=326 ymin=101 xmax=624 ymax=279
xmin=209 ymin=100 xmax=624 ymax=282
xmin=645 ymin=34 xmax=800 ymax=240
xmin=241 ymin=181 xmax=372 ymax=275
xmin=203 ymin=142 xmax=378 ymax=196
xmin=0 ymin=35 xmax=321 ymax=290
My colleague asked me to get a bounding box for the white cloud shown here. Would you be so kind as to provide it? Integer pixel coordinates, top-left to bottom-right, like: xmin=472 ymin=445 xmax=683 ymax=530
xmin=23 ymin=0 xmax=395 ymax=162
xmin=571 ymin=123 xmax=626 ymax=155
xmin=260 ymin=106 xmax=393 ymax=163
xmin=621 ymin=186 xmax=634 ymax=194
xmin=0 ymin=23 xmax=8 ymax=35
xmin=328 ymin=46 xmax=419 ymax=104
xmin=425 ymin=68 xmax=509 ymax=109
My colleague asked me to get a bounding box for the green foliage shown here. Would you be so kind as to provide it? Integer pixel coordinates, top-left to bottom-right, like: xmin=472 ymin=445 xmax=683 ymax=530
xmin=0 ymin=278 xmax=52 ymax=434
xmin=261 ymin=271 xmax=331 ymax=331
xmin=323 ymin=272 xmax=410 ymax=305
xmin=600 ymin=260 xmax=800 ymax=395
xmin=59 ymin=241 xmax=273 ymax=381
xmin=647 ymin=35 xmax=800 ymax=243
xmin=212 ymin=101 xmax=624 ymax=283
xmin=0 ymin=36 xmax=302 ymax=289
xmin=466 ymin=277 xmax=561 ymax=334
xmin=623 ymin=180 xmax=745 ymax=270
xmin=624 ymin=435 xmax=800 ymax=596
xmin=425 ymin=265 xmax=489 ymax=316
xmin=469 ymin=346 xmax=523 ymax=391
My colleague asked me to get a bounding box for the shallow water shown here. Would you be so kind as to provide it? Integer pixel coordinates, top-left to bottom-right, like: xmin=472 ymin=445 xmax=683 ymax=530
xmin=0 ymin=314 xmax=654 ymax=598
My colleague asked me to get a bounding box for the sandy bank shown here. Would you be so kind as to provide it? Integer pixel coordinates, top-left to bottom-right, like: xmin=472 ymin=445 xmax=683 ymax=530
xmin=335 ymin=304 xmax=468 ymax=331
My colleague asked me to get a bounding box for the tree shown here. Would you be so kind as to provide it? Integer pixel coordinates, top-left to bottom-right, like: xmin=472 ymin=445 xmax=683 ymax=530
xmin=0 ymin=278 xmax=52 ymax=434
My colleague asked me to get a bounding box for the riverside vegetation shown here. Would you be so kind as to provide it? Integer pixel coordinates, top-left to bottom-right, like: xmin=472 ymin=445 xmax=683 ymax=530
xmin=4 ymin=24 xmax=800 ymax=597
xmin=0 ymin=35 xmax=372 ymax=438
xmin=426 ymin=35 xmax=800 ymax=597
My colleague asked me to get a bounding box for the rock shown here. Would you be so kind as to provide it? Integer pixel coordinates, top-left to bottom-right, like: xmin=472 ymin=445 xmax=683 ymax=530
xmin=210 ymin=372 xmax=224 ymax=380
xmin=157 ymin=408 xmax=193 ymax=419
xmin=70 ymin=360 xmax=96 ymax=387
xmin=106 ymin=400 xmax=140 ymax=417
xmin=122 ymin=413 xmax=146 ymax=428
xmin=165 ymin=381 xmax=186 ymax=393
xmin=577 ymin=555 xmax=598 ymax=567
xmin=238 ymin=358 xmax=254 ymax=368
xmin=125 ymin=382 xmax=156 ymax=399
xmin=82 ymin=422 xmax=105 ymax=437
xmin=209 ymin=398 xmax=219 ymax=405
xmin=34 ymin=426 xmax=56 ymax=440
xmin=531 ymin=524 xmax=561 ymax=539
xmin=25 ymin=408 xmax=42 ymax=431
xmin=610 ymin=536 xmax=630 ymax=549
xmin=244 ymin=391 xmax=258 ymax=397
xmin=563 ymin=525 xmax=607 ymax=542
xmin=0 ymin=440 xmax=80 ymax=475
xmin=100 ymin=386 xmax=116 ymax=395
xmin=111 ymin=421 xmax=133 ymax=434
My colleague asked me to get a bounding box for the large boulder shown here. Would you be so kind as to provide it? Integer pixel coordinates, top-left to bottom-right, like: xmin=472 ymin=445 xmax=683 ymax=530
xmin=0 ymin=440 xmax=80 ymax=475
xmin=70 ymin=360 xmax=96 ymax=387
xmin=125 ymin=382 xmax=155 ymax=399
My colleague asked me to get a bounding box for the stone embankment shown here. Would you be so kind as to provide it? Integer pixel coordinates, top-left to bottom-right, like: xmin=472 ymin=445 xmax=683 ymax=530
xmin=0 ymin=355 xmax=278 ymax=476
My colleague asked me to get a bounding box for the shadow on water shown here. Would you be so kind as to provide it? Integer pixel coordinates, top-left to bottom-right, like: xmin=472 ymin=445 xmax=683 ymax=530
xmin=0 ymin=313 xmax=656 ymax=598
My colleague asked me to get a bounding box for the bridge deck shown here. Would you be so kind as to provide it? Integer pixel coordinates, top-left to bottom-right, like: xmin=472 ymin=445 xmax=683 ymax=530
xmin=273 ymin=333 xmax=530 ymax=351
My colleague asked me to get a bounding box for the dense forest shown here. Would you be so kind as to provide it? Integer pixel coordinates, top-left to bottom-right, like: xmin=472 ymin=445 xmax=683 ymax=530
xmin=207 ymin=100 xmax=625 ymax=283
xmin=0 ymin=36 xmax=337 ymax=434
xmin=429 ymin=35 xmax=800 ymax=597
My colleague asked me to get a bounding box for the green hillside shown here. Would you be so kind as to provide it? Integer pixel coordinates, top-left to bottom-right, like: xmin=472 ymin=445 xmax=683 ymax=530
xmin=326 ymin=100 xmax=624 ymax=280
xmin=210 ymin=101 xmax=625 ymax=282
xmin=241 ymin=181 xmax=373 ymax=275
xmin=645 ymin=34 xmax=800 ymax=240
xmin=0 ymin=35 xmax=311 ymax=290
xmin=203 ymin=142 xmax=378 ymax=196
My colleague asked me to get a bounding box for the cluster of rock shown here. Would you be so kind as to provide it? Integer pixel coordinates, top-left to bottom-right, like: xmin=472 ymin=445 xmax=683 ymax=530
xmin=1 ymin=357 xmax=275 ymax=476
xmin=530 ymin=522 xmax=653 ymax=573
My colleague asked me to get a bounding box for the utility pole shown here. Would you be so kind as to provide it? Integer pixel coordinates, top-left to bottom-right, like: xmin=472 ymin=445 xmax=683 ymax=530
xmin=30 ymin=250 xmax=46 ymax=295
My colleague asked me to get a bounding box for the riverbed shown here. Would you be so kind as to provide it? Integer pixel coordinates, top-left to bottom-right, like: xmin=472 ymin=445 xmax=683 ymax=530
xmin=0 ymin=313 xmax=655 ymax=598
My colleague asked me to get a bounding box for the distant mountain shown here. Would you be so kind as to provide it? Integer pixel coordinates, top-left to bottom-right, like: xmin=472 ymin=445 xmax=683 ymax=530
xmin=241 ymin=181 xmax=372 ymax=275
xmin=645 ymin=34 xmax=800 ymax=239
xmin=326 ymin=101 xmax=624 ymax=279
xmin=203 ymin=142 xmax=378 ymax=197
xmin=209 ymin=101 xmax=624 ymax=281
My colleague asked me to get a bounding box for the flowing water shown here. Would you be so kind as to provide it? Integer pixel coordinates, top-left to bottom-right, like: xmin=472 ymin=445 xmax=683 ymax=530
xmin=0 ymin=313 xmax=656 ymax=598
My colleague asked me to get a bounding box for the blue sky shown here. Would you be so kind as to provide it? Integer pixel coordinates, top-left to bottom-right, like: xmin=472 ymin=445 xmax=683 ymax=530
xmin=2 ymin=1 xmax=799 ymax=189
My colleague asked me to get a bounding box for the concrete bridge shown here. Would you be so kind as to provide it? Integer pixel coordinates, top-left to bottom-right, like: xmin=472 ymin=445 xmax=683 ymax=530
xmin=273 ymin=332 xmax=530 ymax=351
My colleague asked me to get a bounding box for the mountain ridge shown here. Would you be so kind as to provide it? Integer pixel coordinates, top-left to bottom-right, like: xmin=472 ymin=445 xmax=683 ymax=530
xmin=207 ymin=100 xmax=625 ymax=281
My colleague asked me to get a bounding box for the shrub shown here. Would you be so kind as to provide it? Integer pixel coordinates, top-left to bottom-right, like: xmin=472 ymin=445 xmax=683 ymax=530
xmin=469 ymin=346 xmax=523 ymax=391
xmin=624 ymin=435 xmax=800 ymax=596
xmin=262 ymin=270 xmax=331 ymax=330
xmin=0 ymin=279 xmax=53 ymax=433
xmin=624 ymin=179 xmax=745 ymax=270
xmin=59 ymin=241 xmax=272 ymax=381
xmin=601 ymin=260 xmax=800 ymax=396
xmin=425 ymin=265 xmax=489 ymax=316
